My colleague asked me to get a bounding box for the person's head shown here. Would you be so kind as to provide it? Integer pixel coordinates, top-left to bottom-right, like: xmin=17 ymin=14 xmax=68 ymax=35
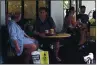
xmin=93 ymin=10 xmax=96 ymax=19
xmin=11 ymin=12 xmax=21 ymax=22
xmin=80 ymin=6 xmax=86 ymax=14
xmin=8 ymin=13 xmax=12 ymax=20
xmin=69 ymin=7 xmax=75 ymax=15
xmin=39 ymin=7 xmax=48 ymax=19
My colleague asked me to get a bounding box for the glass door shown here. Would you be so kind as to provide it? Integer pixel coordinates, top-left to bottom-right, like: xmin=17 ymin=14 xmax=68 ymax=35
xmin=24 ymin=1 xmax=36 ymax=20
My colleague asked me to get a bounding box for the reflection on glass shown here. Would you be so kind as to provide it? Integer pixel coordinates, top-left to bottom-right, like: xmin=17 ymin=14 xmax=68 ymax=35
xmin=24 ymin=1 xmax=36 ymax=19
xmin=63 ymin=0 xmax=70 ymax=17
xmin=39 ymin=0 xmax=46 ymax=8
xmin=63 ymin=1 xmax=69 ymax=9
xmin=8 ymin=1 xmax=21 ymax=13
xmin=71 ymin=1 xmax=76 ymax=10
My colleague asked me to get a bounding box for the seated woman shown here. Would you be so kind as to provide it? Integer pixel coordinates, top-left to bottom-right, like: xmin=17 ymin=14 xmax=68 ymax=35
xmin=8 ymin=12 xmax=38 ymax=64
xmin=63 ymin=7 xmax=77 ymax=34
xmin=63 ymin=7 xmax=87 ymax=46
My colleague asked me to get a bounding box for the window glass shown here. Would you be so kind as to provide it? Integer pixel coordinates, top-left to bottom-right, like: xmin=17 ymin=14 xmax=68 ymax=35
xmin=8 ymin=1 xmax=21 ymax=14
xmin=24 ymin=1 xmax=36 ymax=19
xmin=39 ymin=0 xmax=46 ymax=8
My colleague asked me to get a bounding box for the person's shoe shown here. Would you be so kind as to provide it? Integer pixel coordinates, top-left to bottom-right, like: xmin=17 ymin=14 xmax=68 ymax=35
xmin=78 ymin=41 xmax=87 ymax=50
xmin=79 ymin=45 xmax=85 ymax=50
xmin=83 ymin=53 xmax=94 ymax=64
xmin=56 ymin=57 xmax=61 ymax=62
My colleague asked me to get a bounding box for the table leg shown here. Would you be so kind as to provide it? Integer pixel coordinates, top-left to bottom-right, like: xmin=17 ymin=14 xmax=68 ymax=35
xmin=54 ymin=40 xmax=61 ymax=62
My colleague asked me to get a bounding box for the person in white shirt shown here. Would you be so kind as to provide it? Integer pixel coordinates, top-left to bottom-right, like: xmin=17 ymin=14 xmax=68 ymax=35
xmin=8 ymin=12 xmax=38 ymax=63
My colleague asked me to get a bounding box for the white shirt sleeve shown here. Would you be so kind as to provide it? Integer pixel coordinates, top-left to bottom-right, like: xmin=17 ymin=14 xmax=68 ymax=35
xmin=8 ymin=22 xmax=18 ymax=40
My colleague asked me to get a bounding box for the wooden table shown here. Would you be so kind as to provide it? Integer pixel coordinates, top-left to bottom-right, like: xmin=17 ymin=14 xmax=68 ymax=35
xmin=44 ymin=33 xmax=71 ymax=61
xmin=45 ymin=33 xmax=71 ymax=38
xmin=44 ymin=33 xmax=71 ymax=49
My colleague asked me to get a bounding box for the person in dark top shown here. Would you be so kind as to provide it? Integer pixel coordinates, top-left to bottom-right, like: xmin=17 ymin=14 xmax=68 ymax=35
xmin=35 ymin=15 xmax=55 ymax=33
xmin=77 ymin=6 xmax=89 ymax=46
xmin=35 ymin=7 xmax=56 ymax=40
xmin=35 ymin=7 xmax=56 ymax=39
xmin=77 ymin=6 xmax=89 ymax=24
xmin=35 ymin=7 xmax=61 ymax=61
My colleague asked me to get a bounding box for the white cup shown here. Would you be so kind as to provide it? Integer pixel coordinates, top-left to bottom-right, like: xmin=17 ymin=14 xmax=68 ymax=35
xmin=31 ymin=51 xmax=40 ymax=64
xmin=45 ymin=30 xmax=49 ymax=34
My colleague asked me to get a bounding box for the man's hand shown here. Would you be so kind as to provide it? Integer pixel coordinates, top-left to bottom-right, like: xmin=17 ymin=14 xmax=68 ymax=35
xmin=34 ymin=31 xmax=39 ymax=35
xmin=15 ymin=46 xmax=20 ymax=54
xmin=34 ymin=31 xmax=46 ymax=38
xmin=13 ymin=40 xmax=20 ymax=54
xmin=39 ymin=33 xmax=46 ymax=38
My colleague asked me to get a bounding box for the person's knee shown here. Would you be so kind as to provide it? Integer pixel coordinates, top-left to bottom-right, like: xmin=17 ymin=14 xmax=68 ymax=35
xmin=31 ymin=44 xmax=37 ymax=51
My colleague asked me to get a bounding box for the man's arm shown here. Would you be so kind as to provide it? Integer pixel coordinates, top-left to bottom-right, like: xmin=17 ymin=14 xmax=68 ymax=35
xmin=34 ymin=20 xmax=46 ymax=37
xmin=23 ymin=31 xmax=35 ymax=39
xmin=8 ymin=23 xmax=20 ymax=53
xmin=49 ymin=17 xmax=56 ymax=29
xmin=33 ymin=31 xmax=45 ymax=37
xmin=34 ymin=21 xmax=40 ymax=34
xmin=13 ymin=40 xmax=20 ymax=53
xmin=34 ymin=21 xmax=45 ymax=36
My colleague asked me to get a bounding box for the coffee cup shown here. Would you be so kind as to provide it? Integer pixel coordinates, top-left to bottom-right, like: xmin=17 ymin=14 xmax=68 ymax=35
xmin=50 ymin=29 xmax=54 ymax=34
xmin=45 ymin=30 xmax=49 ymax=34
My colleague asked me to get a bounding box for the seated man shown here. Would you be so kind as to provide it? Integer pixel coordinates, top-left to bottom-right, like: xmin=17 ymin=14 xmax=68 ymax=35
xmin=8 ymin=12 xmax=38 ymax=64
xmin=34 ymin=7 xmax=61 ymax=61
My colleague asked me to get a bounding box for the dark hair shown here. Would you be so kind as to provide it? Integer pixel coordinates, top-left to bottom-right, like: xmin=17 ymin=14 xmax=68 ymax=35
xmin=80 ymin=5 xmax=86 ymax=9
xmin=39 ymin=7 xmax=48 ymax=13
xmin=93 ymin=10 xmax=96 ymax=19
xmin=65 ymin=7 xmax=75 ymax=17
xmin=69 ymin=7 xmax=75 ymax=13
xmin=11 ymin=12 xmax=21 ymax=20
xmin=66 ymin=9 xmax=69 ymax=17
xmin=11 ymin=15 xmax=15 ymax=20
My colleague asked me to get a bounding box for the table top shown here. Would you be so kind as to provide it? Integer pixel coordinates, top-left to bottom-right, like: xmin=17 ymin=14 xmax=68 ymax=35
xmin=45 ymin=33 xmax=71 ymax=38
